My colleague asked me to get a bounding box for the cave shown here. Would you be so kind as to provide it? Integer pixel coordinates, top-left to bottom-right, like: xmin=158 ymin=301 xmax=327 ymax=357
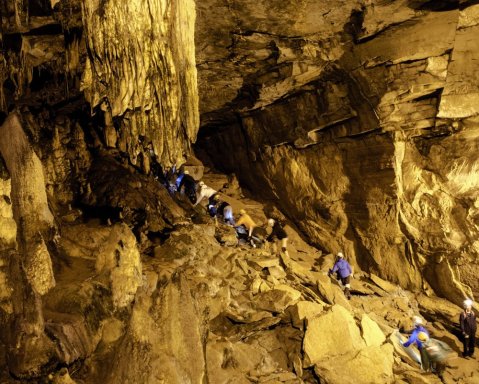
xmin=0 ymin=0 xmax=478 ymax=383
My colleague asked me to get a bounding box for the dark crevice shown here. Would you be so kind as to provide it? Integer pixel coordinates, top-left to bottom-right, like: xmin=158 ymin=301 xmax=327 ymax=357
xmin=23 ymin=23 xmax=62 ymax=35
xmin=408 ymin=0 xmax=479 ymax=10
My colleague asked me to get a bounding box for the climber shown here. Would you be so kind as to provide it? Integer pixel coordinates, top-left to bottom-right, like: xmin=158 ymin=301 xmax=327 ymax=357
xmin=328 ymin=252 xmax=353 ymax=299
xmin=266 ymin=218 xmax=288 ymax=253
xmin=235 ymin=208 xmax=257 ymax=240
xmin=207 ymin=194 xmax=235 ymax=225
xmin=175 ymin=169 xmax=185 ymax=190
xmin=178 ymin=170 xmax=197 ymax=204
xmin=460 ymin=298 xmax=476 ymax=358
xmin=402 ymin=316 xmax=430 ymax=370
xmin=194 ymin=181 xmax=217 ymax=207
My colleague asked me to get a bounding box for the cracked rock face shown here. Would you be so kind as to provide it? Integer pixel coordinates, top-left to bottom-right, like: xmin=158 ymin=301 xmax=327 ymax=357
xmin=196 ymin=1 xmax=479 ymax=303
xmin=1 ymin=0 xmax=479 ymax=382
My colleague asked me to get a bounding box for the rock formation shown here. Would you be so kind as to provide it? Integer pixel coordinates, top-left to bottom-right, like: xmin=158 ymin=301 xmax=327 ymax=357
xmin=0 ymin=0 xmax=479 ymax=383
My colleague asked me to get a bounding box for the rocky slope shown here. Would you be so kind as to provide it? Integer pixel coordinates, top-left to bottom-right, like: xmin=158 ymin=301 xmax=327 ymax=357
xmin=1 ymin=0 xmax=479 ymax=382
xmin=1 ymin=160 xmax=477 ymax=383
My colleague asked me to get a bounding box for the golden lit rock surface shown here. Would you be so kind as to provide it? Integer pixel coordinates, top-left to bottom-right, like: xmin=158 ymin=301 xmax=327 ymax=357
xmin=2 ymin=0 xmax=479 ymax=382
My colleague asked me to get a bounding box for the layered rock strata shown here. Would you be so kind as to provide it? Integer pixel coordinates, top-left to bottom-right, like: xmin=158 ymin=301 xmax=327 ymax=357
xmin=196 ymin=2 xmax=479 ymax=304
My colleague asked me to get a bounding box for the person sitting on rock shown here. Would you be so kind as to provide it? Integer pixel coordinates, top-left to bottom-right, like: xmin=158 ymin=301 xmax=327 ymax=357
xmin=178 ymin=170 xmax=197 ymax=204
xmin=235 ymin=209 xmax=256 ymax=239
xmin=328 ymin=252 xmax=353 ymax=300
xmin=460 ymin=298 xmax=476 ymax=358
xmin=266 ymin=218 xmax=288 ymax=254
xmin=194 ymin=181 xmax=217 ymax=207
xmin=402 ymin=316 xmax=430 ymax=369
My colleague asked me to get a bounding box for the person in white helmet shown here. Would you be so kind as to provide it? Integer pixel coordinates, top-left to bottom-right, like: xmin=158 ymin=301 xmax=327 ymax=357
xmin=460 ymin=298 xmax=476 ymax=358
xmin=194 ymin=181 xmax=217 ymax=207
xmin=266 ymin=218 xmax=288 ymax=253
xmin=403 ymin=316 xmax=431 ymax=370
xmin=328 ymin=252 xmax=353 ymax=300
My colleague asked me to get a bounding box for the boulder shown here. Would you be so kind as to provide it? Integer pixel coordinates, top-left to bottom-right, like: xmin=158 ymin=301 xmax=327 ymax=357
xmin=254 ymin=285 xmax=301 ymax=313
xmin=316 ymin=273 xmax=351 ymax=309
xmin=369 ymin=273 xmax=399 ymax=294
xmin=288 ymin=301 xmax=324 ymax=330
xmin=360 ymin=314 xmax=386 ymax=347
xmin=215 ymin=225 xmax=238 ymax=246
xmin=314 ymin=344 xmax=394 ymax=384
xmin=250 ymin=257 xmax=281 ymax=270
xmin=303 ymin=305 xmax=364 ymax=367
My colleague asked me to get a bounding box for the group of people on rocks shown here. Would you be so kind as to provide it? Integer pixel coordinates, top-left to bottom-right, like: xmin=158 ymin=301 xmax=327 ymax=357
xmin=170 ymin=169 xmax=478 ymax=374
xmin=172 ymin=171 xmax=290 ymax=255
xmin=397 ymin=301 xmax=477 ymax=377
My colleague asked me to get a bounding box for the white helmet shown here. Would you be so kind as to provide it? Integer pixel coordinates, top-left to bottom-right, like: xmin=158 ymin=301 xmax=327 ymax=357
xmin=267 ymin=218 xmax=275 ymax=227
xmin=413 ymin=316 xmax=423 ymax=325
xmin=199 ymin=181 xmax=205 ymax=186
xmin=337 ymin=252 xmax=344 ymax=258
xmin=464 ymin=298 xmax=473 ymax=308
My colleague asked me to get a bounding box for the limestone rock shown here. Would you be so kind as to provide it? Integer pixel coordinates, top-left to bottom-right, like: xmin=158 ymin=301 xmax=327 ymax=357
xmin=369 ymin=273 xmax=399 ymax=294
xmin=303 ymin=305 xmax=364 ymax=367
xmin=0 ymin=179 xmax=16 ymax=250
xmin=314 ymin=344 xmax=394 ymax=384
xmin=215 ymin=224 xmax=238 ymax=246
xmin=288 ymin=301 xmax=324 ymax=330
xmin=254 ymin=285 xmax=301 ymax=313
xmin=81 ymin=0 xmax=199 ymax=167
xmin=360 ymin=314 xmax=386 ymax=347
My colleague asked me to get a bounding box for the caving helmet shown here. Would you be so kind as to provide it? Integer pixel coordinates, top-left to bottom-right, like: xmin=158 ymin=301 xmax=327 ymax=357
xmin=412 ymin=316 xmax=423 ymax=326
xmin=418 ymin=332 xmax=429 ymax=342
xmin=239 ymin=209 xmax=246 ymax=215
xmin=267 ymin=218 xmax=275 ymax=227
xmin=464 ymin=298 xmax=473 ymax=309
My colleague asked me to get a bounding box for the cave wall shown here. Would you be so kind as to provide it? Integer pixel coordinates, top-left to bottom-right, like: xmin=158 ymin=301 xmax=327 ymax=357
xmin=81 ymin=0 xmax=199 ymax=168
xmin=196 ymin=1 xmax=479 ymax=304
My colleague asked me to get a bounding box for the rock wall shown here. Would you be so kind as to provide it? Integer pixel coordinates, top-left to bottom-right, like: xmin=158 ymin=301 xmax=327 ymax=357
xmin=81 ymin=0 xmax=199 ymax=168
xmin=196 ymin=2 xmax=479 ymax=304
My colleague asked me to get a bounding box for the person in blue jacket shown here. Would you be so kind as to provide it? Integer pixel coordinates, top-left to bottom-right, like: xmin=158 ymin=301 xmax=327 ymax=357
xmin=328 ymin=252 xmax=353 ymax=299
xmin=402 ymin=316 xmax=431 ymax=370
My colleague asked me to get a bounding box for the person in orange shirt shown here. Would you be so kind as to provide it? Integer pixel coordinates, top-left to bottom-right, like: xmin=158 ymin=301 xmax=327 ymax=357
xmin=235 ymin=209 xmax=256 ymax=238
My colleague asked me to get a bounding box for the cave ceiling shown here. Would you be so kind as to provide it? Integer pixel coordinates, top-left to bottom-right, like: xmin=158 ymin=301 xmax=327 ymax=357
xmin=1 ymin=0 xmax=477 ymax=127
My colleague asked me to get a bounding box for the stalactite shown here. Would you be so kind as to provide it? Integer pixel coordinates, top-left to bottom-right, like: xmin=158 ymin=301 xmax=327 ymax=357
xmin=80 ymin=0 xmax=199 ymax=168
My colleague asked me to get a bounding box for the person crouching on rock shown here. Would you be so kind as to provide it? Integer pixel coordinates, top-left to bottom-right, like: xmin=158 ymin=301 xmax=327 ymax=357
xmin=178 ymin=170 xmax=197 ymax=204
xmin=194 ymin=181 xmax=217 ymax=207
xmin=266 ymin=218 xmax=288 ymax=254
xmin=460 ymin=298 xmax=476 ymax=358
xmin=207 ymin=194 xmax=235 ymax=226
xmin=235 ymin=209 xmax=256 ymax=239
xmin=328 ymin=252 xmax=353 ymax=300
xmin=402 ymin=316 xmax=430 ymax=370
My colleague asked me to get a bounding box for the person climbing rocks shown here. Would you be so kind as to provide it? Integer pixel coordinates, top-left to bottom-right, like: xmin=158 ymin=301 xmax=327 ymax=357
xmin=266 ymin=218 xmax=288 ymax=252
xmin=194 ymin=181 xmax=217 ymax=207
xmin=460 ymin=298 xmax=477 ymax=358
xmin=235 ymin=209 xmax=257 ymax=242
xmin=421 ymin=333 xmax=452 ymax=378
xmin=178 ymin=170 xmax=197 ymax=204
xmin=266 ymin=218 xmax=291 ymax=269
xmin=402 ymin=316 xmax=430 ymax=370
xmin=328 ymin=252 xmax=353 ymax=299
xmin=207 ymin=194 xmax=235 ymax=226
